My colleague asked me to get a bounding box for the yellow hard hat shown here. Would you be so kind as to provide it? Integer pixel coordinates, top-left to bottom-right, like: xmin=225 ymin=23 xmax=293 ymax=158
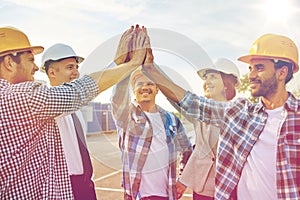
xmin=0 ymin=26 xmax=44 ymax=57
xmin=238 ymin=33 xmax=299 ymax=73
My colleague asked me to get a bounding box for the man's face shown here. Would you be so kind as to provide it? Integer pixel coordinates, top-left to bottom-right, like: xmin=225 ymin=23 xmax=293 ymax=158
xmin=248 ymin=59 xmax=278 ymax=98
xmin=203 ymin=72 xmax=225 ymax=100
xmin=49 ymin=57 xmax=79 ymax=86
xmin=13 ymin=51 xmax=39 ymax=83
xmin=133 ymin=74 xmax=158 ymax=104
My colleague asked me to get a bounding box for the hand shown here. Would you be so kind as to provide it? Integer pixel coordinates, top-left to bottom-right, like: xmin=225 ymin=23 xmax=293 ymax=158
xmin=129 ymin=25 xmax=148 ymax=67
xmin=114 ymin=26 xmax=134 ymax=65
xmin=144 ymin=47 xmax=154 ymax=65
xmin=176 ymin=180 xmax=186 ymax=199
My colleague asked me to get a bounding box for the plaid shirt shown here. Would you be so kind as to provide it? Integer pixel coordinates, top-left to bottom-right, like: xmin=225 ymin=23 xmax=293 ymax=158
xmin=179 ymin=91 xmax=300 ymax=200
xmin=0 ymin=75 xmax=98 ymax=200
xmin=111 ymin=77 xmax=192 ymax=200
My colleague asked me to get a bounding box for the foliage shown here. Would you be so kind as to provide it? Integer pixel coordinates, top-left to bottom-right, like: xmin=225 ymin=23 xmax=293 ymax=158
xmin=292 ymin=88 xmax=300 ymax=98
xmin=237 ymin=73 xmax=259 ymax=103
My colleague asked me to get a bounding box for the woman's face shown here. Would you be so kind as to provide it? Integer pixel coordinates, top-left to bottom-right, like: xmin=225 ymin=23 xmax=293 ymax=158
xmin=203 ymin=72 xmax=226 ymax=101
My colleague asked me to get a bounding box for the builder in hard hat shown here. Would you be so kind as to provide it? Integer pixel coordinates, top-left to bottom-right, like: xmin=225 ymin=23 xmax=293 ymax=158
xmin=0 ymin=25 xmax=148 ymax=199
xmin=142 ymin=33 xmax=300 ymax=199
xmin=40 ymin=43 xmax=96 ymax=200
xmin=175 ymin=58 xmax=240 ymax=200
xmin=111 ymin=52 xmax=192 ymax=199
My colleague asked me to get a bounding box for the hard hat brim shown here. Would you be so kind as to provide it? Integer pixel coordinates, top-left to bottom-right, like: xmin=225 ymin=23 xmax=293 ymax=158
xmin=197 ymin=68 xmax=217 ymax=79
xmin=40 ymin=55 xmax=84 ymax=73
xmin=238 ymin=54 xmax=299 ymax=73
xmin=197 ymin=67 xmax=241 ymax=88
xmin=0 ymin=46 xmax=44 ymax=57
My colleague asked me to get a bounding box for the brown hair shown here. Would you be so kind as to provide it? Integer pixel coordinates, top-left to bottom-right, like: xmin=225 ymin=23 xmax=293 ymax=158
xmin=0 ymin=51 xmax=30 ymax=64
xmin=220 ymin=72 xmax=238 ymax=101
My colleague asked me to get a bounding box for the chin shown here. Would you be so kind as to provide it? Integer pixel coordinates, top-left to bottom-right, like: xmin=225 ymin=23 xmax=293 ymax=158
xmin=251 ymin=91 xmax=260 ymax=98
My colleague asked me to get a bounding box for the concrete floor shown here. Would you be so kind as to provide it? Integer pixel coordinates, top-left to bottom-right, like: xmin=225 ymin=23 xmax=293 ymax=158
xmin=88 ymin=132 xmax=193 ymax=200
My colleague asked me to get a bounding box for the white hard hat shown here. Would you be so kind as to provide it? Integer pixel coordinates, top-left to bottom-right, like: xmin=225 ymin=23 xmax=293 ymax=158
xmin=197 ymin=58 xmax=241 ymax=87
xmin=40 ymin=43 xmax=84 ymax=73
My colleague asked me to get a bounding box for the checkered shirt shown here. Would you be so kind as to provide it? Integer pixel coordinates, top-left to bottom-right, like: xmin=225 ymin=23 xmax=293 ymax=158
xmin=179 ymin=91 xmax=300 ymax=200
xmin=0 ymin=75 xmax=98 ymax=199
xmin=111 ymin=77 xmax=192 ymax=200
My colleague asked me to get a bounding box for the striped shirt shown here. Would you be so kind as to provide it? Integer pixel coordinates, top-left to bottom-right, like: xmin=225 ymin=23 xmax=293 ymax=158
xmin=179 ymin=91 xmax=300 ymax=200
xmin=0 ymin=75 xmax=98 ymax=199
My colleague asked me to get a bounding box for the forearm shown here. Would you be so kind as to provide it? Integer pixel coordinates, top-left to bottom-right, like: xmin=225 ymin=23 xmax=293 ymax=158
xmin=142 ymin=63 xmax=186 ymax=103
xmin=89 ymin=61 xmax=139 ymax=93
xmin=111 ymin=76 xmax=131 ymax=123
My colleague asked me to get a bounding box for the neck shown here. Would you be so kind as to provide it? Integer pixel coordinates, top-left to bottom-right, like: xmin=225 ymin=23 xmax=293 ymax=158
xmin=139 ymin=103 xmax=157 ymax=113
xmin=0 ymin=68 xmax=13 ymax=83
xmin=212 ymin=95 xmax=227 ymax=102
xmin=261 ymin=89 xmax=288 ymax=110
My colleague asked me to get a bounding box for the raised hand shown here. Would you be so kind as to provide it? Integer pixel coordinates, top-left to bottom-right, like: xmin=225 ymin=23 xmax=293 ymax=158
xmin=129 ymin=25 xmax=148 ymax=67
xmin=114 ymin=26 xmax=134 ymax=65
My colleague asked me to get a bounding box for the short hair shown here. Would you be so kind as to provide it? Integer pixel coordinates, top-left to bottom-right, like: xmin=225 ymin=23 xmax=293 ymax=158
xmin=0 ymin=51 xmax=30 ymax=64
xmin=273 ymin=60 xmax=293 ymax=83
xmin=44 ymin=56 xmax=77 ymax=75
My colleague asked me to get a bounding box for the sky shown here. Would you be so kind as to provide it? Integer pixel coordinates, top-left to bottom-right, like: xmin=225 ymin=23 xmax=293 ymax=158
xmin=1 ymin=0 xmax=300 ymax=108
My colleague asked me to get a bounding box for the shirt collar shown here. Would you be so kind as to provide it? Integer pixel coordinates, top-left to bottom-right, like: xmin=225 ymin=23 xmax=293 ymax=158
xmin=0 ymin=78 xmax=9 ymax=87
xmin=254 ymin=92 xmax=299 ymax=113
xmin=284 ymin=92 xmax=299 ymax=112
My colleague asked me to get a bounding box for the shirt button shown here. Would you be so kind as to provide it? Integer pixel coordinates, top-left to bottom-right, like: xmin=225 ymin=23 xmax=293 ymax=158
xmin=251 ymin=136 xmax=256 ymax=141
xmin=212 ymin=157 xmax=215 ymax=162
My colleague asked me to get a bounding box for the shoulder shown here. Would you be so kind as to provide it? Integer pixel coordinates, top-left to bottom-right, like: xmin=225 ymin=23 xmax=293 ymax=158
xmin=10 ymin=81 xmax=43 ymax=92
xmin=286 ymin=92 xmax=300 ymax=112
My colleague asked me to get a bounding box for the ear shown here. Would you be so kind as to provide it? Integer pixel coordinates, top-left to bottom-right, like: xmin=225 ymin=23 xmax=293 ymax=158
xmin=278 ymin=66 xmax=288 ymax=81
xmin=3 ymin=55 xmax=16 ymax=72
xmin=47 ymin=68 xmax=56 ymax=78
xmin=154 ymin=85 xmax=159 ymax=94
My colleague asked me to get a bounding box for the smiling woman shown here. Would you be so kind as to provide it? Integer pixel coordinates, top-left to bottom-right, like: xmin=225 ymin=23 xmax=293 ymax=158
xmin=265 ymin=0 xmax=296 ymax=23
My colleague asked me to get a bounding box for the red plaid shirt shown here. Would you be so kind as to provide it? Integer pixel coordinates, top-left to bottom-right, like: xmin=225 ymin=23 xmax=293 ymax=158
xmin=179 ymin=91 xmax=300 ymax=200
xmin=0 ymin=75 xmax=98 ymax=199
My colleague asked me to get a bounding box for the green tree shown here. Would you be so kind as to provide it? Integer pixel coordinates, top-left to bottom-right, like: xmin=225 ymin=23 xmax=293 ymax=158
xmin=238 ymin=73 xmax=259 ymax=103
xmin=292 ymin=88 xmax=300 ymax=98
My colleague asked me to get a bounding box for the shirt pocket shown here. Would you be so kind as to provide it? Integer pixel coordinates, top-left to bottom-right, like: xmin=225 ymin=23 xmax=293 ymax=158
xmin=125 ymin=118 xmax=149 ymax=153
xmin=284 ymin=133 xmax=300 ymax=169
xmin=285 ymin=133 xmax=300 ymax=145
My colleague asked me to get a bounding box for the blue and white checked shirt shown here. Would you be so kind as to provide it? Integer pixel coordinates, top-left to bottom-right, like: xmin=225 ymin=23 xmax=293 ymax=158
xmin=0 ymin=75 xmax=98 ymax=199
xmin=179 ymin=91 xmax=300 ymax=200
xmin=111 ymin=77 xmax=192 ymax=200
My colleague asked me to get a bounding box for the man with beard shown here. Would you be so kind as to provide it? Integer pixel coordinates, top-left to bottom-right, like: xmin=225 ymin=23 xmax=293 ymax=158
xmin=0 ymin=25 xmax=148 ymax=199
xmin=111 ymin=42 xmax=192 ymax=199
xmin=142 ymin=33 xmax=300 ymax=200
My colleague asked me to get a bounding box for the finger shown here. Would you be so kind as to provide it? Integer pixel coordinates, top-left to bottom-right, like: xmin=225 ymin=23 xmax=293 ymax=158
xmin=133 ymin=32 xmax=143 ymax=51
xmin=131 ymin=31 xmax=137 ymax=51
xmin=145 ymin=35 xmax=151 ymax=48
xmin=142 ymin=26 xmax=148 ymax=36
xmin=137 ymin=31 xmax=147 ymax=48
xmin=120 ymin=26 xmax=134 ymax=40
xmin=135 ymin=24 xmax=140 ymax=30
